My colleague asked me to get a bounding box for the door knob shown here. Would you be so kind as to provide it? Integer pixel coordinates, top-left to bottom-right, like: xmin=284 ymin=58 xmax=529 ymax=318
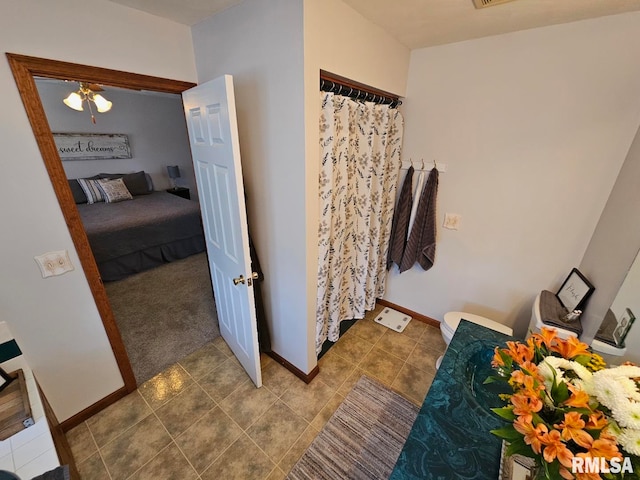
xmin=233 ymin=275 xmax=245 ymax=285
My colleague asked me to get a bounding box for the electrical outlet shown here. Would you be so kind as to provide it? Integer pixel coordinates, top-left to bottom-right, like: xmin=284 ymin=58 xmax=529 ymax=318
xmin=34 ymin=250 xmax=74 ymax=278
xmin=443 ymin=213 xmax=462 ymax=230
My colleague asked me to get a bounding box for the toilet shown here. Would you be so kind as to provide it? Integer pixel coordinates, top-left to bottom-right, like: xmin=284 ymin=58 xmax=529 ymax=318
xmin=527 ymin=292 xmax=577 ymax=340
xmin=436 ymin=311 xmax=513 ymax=369
xmin=528 ymin=292 xmax=627 ymax=363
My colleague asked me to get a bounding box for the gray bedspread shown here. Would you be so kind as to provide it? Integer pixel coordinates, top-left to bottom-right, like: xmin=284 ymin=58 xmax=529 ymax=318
xmin=77 ymin=192 xmax=205 ymax=281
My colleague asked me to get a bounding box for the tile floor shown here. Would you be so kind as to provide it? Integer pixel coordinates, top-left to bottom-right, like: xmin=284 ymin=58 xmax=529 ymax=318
xmin=66 ymin=305 xmax=446 ymax=480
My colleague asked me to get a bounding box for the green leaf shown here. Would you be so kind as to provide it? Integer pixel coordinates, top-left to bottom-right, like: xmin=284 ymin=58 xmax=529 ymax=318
xmin=551 ymin=379 xmax=570 ymax=404
xmin=505 ymin=437 xmax=535 ymax=458
xmin=573 ymin=354 xmax=592 ymax=366
xmin=491 ymin=407 xmax=516 ymax=421
xmin=490 ymin=426 xmax=522 ymax=441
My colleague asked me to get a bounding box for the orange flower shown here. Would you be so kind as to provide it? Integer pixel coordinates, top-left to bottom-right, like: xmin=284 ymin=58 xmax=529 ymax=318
xmin=514 ymin=416 xmax=548 ymax=454
xmin=573 ymin=453 xmax=602 ymax=480
xmin=589 ymin=438 xmax=621 ymax=461
xmin=504 ymin=341 xmax=535 ymax=365
xmin=555 ymin=412 xmax=593 ymax=449
xmin=541 ymin=429 xmax=574 ymax=468
xmin=492 ymin=347 xmax=505 ymax=368
xmin=563 ymin=384 xmax=591 ymax=410
xmin=511 ymin=392 xmax=543 ymax=416
xmin=551 ymin=336 xmax=591 ymax=360
xmin=533 ymin=327 xmax=558 ymax=349
xmin=585 ymin=411 xmax=608 ymax=430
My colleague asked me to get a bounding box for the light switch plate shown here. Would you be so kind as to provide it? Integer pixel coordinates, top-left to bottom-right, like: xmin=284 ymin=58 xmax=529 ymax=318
xmin=34 ymin=250 xmax=74 ymax=278
xmin=443 ymin=213 xmax=462 ymax=230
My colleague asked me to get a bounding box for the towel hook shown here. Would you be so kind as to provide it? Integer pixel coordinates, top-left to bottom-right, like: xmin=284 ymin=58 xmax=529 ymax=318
xmin=421 ymin=159 xmax=425 ymax=170
xmin=433 ymin=159 xmax=438 ymax=170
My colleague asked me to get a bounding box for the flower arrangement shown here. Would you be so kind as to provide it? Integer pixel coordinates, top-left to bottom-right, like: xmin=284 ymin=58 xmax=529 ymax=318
xmin=490 ymin=327 xmax=640 ymax=479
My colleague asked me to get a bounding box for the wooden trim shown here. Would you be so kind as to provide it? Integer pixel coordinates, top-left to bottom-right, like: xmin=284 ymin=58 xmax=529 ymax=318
xmin=320 ymin=69 xmax=400 ymax=101
xmin=59 ymin=386 xmax=129 ymax=433
xmin=6 ymin=53 xmax=197 ymax=412
xmin=36 ymin=377 xmax=80 ymax=479
xmin=376 ymin=299 xmax=441 ymax=328
xmin=266 ymin=351 xmax=319 ymax=384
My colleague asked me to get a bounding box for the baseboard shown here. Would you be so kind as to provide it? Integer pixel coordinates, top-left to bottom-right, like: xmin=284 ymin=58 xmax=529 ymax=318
xmin=266 ymin=350 xmax=319 ymax=384
xmin=376 ymin=299 xmax=440 ymax=328
xmin=60 ymin=386 xmax=129 ymax=432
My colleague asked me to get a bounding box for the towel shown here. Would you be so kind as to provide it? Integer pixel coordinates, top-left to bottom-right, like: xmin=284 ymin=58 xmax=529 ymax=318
xmin=399 ymin=168 xmax=439 ymax=272
xmin=387 ymin=166 xmax=414 ymax=270
xmin=407 ymin=169 xmax=425 ymax=240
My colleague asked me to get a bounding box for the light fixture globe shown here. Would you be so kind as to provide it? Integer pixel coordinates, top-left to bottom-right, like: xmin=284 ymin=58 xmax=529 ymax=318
xmin=63 ymin=92 xmax=84 ymax=111
xmin=92 ymin=94 xmax=112 ymax=113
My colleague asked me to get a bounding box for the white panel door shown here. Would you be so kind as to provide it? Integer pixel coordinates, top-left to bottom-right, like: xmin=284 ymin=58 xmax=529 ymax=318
xmin=182 ymin=75 xmax=261 ymax=387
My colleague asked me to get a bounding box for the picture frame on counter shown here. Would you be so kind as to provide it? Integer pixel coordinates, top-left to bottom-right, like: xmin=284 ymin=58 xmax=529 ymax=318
xmin=613 ymin=308 xmax=636 ymax=347
xmin=53 ymin=133 xmax=131 ymax=160
xmin=556 ymin=268 xmax=595 ymax=313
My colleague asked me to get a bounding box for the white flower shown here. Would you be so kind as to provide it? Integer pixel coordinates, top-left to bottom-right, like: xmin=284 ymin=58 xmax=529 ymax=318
xmin=618 ymin=428 xmax=640 ymax=456
xmin=593 ymin=375 xmax=629 ymax=411
xmin=614 ymin=402 xmax=640 ymax=430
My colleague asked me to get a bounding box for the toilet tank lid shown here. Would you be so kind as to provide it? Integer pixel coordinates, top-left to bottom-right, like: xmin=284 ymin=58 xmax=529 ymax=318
xmin=443 ymin=311 xmax=513 ymax=336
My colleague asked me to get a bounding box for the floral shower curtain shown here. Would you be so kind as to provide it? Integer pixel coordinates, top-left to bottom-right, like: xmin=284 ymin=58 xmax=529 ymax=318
xmin=316 ymin=92 xmax=404 ymax=354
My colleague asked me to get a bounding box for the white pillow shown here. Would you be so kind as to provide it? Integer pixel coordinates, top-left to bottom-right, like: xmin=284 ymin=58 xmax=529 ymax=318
xmin=97 ymin=178 xmax=133 ymax=203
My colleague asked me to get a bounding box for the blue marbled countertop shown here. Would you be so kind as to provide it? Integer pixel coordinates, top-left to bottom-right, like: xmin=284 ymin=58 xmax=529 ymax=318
xmin=390 ymin=320 xmax=513 ymax=480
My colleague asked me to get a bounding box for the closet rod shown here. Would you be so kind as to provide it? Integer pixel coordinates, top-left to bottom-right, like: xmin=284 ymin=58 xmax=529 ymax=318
xmin=320 ymin=69 xmax=402 ymax=108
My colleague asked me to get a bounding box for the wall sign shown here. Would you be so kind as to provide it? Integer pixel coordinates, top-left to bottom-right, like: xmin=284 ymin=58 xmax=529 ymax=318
xmin=53 ymin=133 xmax=131 ymax=160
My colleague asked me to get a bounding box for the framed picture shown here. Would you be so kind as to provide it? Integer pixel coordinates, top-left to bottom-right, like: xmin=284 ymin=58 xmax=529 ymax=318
xmin=53 ymin=133 xmax=131 ymax=160
xmin=556 ymin=268 xmax=595 ymax=312
xmin=613 ymin=308 xmax=636 ymax=347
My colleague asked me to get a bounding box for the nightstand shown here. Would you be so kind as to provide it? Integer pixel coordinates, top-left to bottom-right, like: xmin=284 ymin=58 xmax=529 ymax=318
xmin=166 ymin=187 xmax=190 ymax=200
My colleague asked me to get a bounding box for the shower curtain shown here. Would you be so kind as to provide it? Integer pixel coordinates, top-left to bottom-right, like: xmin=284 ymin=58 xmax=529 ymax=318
xmin=315 ymin=92 xmax=404 ymax=354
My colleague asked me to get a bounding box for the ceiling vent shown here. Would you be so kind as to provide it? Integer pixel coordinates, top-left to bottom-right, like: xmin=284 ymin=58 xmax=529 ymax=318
xmin=472 ymin=0 xmax=517 ymax=8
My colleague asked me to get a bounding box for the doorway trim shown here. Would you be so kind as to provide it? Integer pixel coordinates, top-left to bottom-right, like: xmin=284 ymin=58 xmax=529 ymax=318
xmin=6 ymin=53 xmax=196 ymax=428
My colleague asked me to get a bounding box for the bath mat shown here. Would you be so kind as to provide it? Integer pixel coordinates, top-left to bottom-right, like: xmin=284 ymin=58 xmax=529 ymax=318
xmin=287 ymin=375 xmax=418 ymax=480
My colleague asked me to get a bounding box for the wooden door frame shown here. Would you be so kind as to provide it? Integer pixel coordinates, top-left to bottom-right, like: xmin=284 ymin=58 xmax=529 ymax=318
xmin=6 ymin=53 xmax=196 ymax=428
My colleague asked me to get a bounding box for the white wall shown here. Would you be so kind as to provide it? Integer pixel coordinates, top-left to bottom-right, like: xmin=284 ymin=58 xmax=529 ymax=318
xmin=0 ymin=0 xmax=196 ymax=421
xmin=384 ymin=12 xmax=640 ymax=337
xmin=580 ymin=120 xmax=640 ymax=354
xmin=35 ymin=80 xmax=195 ymax=191
xmin=303 ymin=0 xmax=411 ymax=362
xmin=191 ymin=0 xmax=312 ymax=372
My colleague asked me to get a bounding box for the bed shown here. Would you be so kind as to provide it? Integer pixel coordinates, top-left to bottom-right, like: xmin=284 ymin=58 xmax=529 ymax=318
xmin=70 ymin=172 xmax=205 ymax=282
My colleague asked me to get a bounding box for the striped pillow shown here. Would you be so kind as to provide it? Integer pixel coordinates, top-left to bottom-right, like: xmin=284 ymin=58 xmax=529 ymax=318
xmin=77 ymin=178 xmax=104 ymax=204
xmin=97 ymin=178 xmax=133 ymax=203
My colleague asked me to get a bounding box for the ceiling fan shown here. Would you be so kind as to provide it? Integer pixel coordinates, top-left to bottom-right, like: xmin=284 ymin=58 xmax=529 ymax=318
xmin=63 ymin=81 xmax=112 ymax=124
xmin=472 ymin=0 xmax=517 ymax=8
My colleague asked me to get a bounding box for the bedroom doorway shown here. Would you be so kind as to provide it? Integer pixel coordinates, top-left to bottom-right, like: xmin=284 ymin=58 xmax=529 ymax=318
xmin=6 ymin=54 xmax=238 ymax=423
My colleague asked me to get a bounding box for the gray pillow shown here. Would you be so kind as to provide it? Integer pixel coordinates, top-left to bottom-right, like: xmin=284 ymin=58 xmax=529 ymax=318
xmin=68 ymin=179 xmax=87 ymax=204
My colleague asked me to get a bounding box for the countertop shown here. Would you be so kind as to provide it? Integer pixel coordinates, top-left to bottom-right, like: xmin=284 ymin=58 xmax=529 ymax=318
xmin=390 ymin=320 xmax=513 ymax=480
xmin=0 ymin=322 xmax=59 ymax=478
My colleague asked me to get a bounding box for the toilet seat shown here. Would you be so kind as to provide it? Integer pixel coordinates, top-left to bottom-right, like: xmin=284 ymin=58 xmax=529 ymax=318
xmin=441 ymin=311 xmax=513 ymax=343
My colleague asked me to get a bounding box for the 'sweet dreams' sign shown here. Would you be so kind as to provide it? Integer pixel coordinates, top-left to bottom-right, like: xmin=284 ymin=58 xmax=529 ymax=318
xmin=53 ymin=133 xmax=131 ymax=160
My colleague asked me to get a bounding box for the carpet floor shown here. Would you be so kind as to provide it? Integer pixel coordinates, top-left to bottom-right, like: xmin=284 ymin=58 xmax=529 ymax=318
xmin=105 ymin=253 xmax=220 ymax=384
xmin=287 ymin=375 xmax=419 ymax=480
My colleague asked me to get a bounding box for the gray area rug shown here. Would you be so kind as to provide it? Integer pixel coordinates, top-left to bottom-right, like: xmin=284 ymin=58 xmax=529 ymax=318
xmin=105 ymin=253 xmax=220 ymax=384
xmin=288 ymin=375 xmax=418 ymax=480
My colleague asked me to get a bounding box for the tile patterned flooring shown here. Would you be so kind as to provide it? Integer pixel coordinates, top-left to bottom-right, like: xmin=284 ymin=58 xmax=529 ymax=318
xmin=66 ymin=305 xmax=446 ymax=480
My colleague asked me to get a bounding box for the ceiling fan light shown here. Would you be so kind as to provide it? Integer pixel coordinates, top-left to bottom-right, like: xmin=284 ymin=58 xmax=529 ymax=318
xmin=93 ymin=94 xmax=112 ymax=113
xmin=63 ymin=92 xmax=84 ymax=111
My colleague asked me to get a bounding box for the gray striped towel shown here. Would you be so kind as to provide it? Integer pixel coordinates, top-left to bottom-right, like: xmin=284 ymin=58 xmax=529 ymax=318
xmin=399 ymin=168 xmax=439 ymax=272
xmin=387 ymin=166 xmax=414 ymax=270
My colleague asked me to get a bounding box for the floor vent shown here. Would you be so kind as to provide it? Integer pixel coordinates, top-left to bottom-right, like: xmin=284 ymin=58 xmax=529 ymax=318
xmin=472 ymin=0 xmax=517 ymax=8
